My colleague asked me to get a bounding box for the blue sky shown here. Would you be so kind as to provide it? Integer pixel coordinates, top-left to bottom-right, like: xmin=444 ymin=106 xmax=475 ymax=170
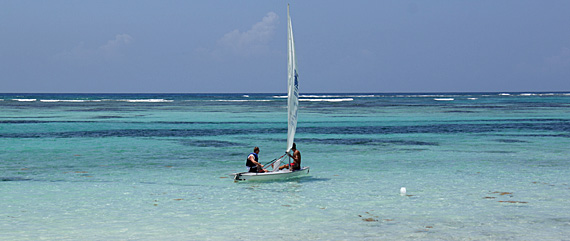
xmin=1 ymin=1 xmax=569 ymax=93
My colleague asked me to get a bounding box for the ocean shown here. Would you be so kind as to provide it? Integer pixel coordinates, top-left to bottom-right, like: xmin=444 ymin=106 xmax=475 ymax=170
xmin=1 ymin=92 xmax=569 ymax=240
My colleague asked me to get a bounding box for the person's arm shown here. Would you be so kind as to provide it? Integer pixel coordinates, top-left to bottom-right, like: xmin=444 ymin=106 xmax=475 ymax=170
xmin=248 ymin=155 xmax=263 ymax=168
xmin=287 ymin=154 xmax=294 ymax=170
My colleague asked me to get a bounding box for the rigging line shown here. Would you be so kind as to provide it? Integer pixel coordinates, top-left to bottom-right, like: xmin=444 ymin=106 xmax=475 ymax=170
xmin=262 ymin=153 xmax=287 ymax=167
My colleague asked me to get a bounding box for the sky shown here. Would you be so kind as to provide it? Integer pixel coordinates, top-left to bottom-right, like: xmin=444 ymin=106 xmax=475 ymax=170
xmin=1 ymin=1 xmax=570 ymax=93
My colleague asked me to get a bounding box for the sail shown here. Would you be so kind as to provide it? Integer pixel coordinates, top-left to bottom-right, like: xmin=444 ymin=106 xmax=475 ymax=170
xmin=286 ymin=4 xmax=299 ymax=153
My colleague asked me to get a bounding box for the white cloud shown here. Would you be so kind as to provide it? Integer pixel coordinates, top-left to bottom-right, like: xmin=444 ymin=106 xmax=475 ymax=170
xmin=55 ymin=34 xmax=133 ymax=62
xmin=55 ymin=42 xmax=90 ymax=61
xmin=201 ymin=12 xmax=279 ymax=58
xmin=99 ymin=34 xmax=133 ymax=53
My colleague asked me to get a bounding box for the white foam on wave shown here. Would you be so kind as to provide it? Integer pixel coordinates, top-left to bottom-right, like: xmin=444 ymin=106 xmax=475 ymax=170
xmin=215 ymin=97 xmax=354 ymax=102
xmin=395 ymin=94 xmax=457 ymax=98
xmin=212 ymin=99 xmax=272 ymax=102
xmin=434 ymin=98 xmax=454 ymax=101
xmin=351 ymin=95 xmax=376 ymax=98
xmin=300 ymin=94 xmax=375 ymax=98
xmin=40 ymin=99 xmax=101 ymax=103
xmin=274 ymin=95 xmax=375 ymax=99
xmin=468 ymin=98 xmax=478 ymax=100
xmin=300 ymin=98 xmax=354 ymax=102
xmin=499 ymin=93 xmax=511 ymax=96
xmin=118 ymin=99 xmax=173 ymax=103
xmin=12 ymin=99 xmax=37 ymax=102
xmin=516 ymin=93 xmax=567 ymax=97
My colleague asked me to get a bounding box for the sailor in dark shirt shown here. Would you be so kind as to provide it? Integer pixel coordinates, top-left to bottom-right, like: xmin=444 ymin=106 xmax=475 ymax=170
xmin=246 ymin=147 xmax=266 ymax=173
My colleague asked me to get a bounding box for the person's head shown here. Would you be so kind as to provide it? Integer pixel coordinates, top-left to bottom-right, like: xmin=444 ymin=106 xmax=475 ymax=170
xmin=253 ymin=146 xmax=260 ymax=154
xmin=291 ymin=143 xmax=296 ymax=150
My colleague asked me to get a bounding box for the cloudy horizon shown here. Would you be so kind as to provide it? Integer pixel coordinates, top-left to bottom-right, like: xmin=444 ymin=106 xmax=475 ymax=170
xmin=1 ymin=1 xmax=569 ymax=93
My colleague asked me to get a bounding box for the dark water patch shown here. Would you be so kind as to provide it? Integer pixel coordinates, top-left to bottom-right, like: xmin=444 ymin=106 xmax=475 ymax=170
xmin=92 ymin=115 xmax=125 ymax=119
xmin=2 ymin=116 xmax=63 ymax=119
xmin=493 ymin=139 xmax=529 ymax=143
xmin=485 ymin=150 xmax=517 ymax=154
xmin=497 ymin=133 xmax=570 ymax=138
xmin=0 ymin=120 xmax=50 ymax=124
xmin=549 ymin=218 xmax=570 ymax=226
xmin=69 ymin=107 xmax=128 ymax=112
xmin=498 ymin=201 xmax=528 ymax=204
xmin=0 ymin=120 xmax=97 ymax=124
xmin=0 ymin=128 xmax=262 ymax=138
xmin=479 ymin=118 xmax=570 ymax=123
xmin=399 ymin=148 xmax=429 ymax=152
xmin=1 ymin=177 xmax=32 ymax=181
xmin=2 ymin=119 xmax=569 ymax=138
xmin=155 ymin=121 xmax=269 ymax=125
xmin=444 ymin=110 xmax=478 ymax=113
xmin=228 ymin=152 xmax=243 ymax=157
xmin=448 ymin=102 xmax=570 ymax=109
xmin=140 ymin=181 xmax=158 ymax=185
xmin=330 ymin=115 xmax=370 ymax=118
xmin=298 ymin=120 xmax=570 ymax=135
xmin=1 ymin=119 xmax=271 ymax=125
xmin=297 ymin=138 xmax=438 ymax=146
xmin=179 ymin=139 xmax=245 ymax=147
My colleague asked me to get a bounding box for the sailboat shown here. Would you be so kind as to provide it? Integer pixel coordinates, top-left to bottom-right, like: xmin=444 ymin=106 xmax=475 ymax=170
xmin=233 ymin=5 xmax=310 ymax=181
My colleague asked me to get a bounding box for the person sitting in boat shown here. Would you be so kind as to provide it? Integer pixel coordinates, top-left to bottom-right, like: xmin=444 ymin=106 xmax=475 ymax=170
xmin=246 ymin=147 xmax=267 ymax=173
xmin=279 ymin=143 xmax=301 ymax=171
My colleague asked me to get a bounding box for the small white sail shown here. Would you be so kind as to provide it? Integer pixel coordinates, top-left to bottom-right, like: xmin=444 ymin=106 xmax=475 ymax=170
xmin=286 ymin=4 xmax=299 ymax=153
xmin=272 ymin=159 xmax=282 ymax=172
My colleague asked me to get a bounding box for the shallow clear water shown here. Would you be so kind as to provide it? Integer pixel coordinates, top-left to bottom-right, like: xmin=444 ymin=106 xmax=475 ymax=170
xmin=1 ymin=93 xmax=569 ymax=240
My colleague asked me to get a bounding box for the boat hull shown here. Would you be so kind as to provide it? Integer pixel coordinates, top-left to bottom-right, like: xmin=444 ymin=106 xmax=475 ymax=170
xmin=233 ymin=167 xmax=309 ymax=181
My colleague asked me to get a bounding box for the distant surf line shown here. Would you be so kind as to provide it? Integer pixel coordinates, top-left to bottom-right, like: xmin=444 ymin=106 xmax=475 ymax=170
xmin=3 ymin=92 xmax=570 ymax=104
xmin=9 ymin=99 xmax=174 ymax=103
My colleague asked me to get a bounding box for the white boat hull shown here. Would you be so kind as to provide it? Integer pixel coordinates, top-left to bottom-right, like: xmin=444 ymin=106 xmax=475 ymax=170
xmin=233 ymin=166 xmax=309 ymax=181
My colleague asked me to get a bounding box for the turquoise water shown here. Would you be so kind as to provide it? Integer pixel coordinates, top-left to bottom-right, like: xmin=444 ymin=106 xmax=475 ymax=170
xmin=1 ymin=93 xmax=569 ymax=240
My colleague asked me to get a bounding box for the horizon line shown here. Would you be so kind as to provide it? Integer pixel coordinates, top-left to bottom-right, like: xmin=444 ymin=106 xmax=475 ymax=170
xmin=1 ymin=90 xmax=570 ymax=95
